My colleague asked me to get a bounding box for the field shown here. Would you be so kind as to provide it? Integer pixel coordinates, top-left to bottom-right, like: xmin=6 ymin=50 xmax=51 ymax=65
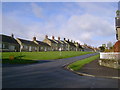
xmin=1 ymin=51 xmax=94 ymax=60
xmin=68 ymin=54 xmax=100 ymax=71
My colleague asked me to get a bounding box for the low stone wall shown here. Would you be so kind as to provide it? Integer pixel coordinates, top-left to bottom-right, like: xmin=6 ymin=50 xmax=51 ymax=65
xmin=99 ymin=59 xmax=120 ymax=69
xmin=99 ymin=52 xmax=120 ymax=69
xmin=100 ymin=52 xmax=120 ymax=60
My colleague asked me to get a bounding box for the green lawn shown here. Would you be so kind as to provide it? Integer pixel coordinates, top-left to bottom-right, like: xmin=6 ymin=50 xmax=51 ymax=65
xmin=2 ymin=59 xmax=38 ymax=64
xmin=1 ymin=51 xmax=94 ymax=60
xmin=68 ymin=54 xmax=100 ymax=71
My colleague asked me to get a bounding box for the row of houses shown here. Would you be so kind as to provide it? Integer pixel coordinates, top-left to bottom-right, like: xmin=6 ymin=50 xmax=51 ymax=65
xmin=0 ymin=34 xmax=97 ymax=52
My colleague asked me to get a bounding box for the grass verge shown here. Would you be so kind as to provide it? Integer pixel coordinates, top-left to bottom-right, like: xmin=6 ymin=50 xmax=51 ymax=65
xmin=2 ymin=59 xmax=38 ymax=64
xmin=1 ymin=51 xmax=94 ymax=60
xmin=68 ymin=54 xmax=100 ymax=71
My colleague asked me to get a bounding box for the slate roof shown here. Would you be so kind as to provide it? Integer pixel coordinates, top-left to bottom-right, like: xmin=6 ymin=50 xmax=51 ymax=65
xmin=60 ymin=40 xmax=67 ymax=44
xmin=65 ymin=41 xmax=76 ymax=47
xmin=0 ymin=34 xmax=19 ymax=44
xmin=17 ymin=38 xmax=37 ymax=45
xmin=55 ymin=40 xmax=62 ymax=44
xmin=48 ymin=39 xmax=57 ymax=44
xmin=36 ymin=40 xmax=50 ymax=47
xmin=78 ymin=44 xmax=83 ymax=48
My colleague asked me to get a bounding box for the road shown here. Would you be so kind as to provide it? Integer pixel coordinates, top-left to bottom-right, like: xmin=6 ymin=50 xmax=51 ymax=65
xmin=2 ymin=53 xmax=119 ymax=88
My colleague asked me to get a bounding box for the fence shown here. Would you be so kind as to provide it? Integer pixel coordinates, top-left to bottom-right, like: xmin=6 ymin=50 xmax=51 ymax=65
xmin=100 ymin=52 xmax=120 ymax=60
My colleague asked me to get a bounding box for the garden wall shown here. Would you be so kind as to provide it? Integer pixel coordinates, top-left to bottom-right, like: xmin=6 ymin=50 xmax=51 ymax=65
xmin=99 ymin=52 xmax=120 ymax=69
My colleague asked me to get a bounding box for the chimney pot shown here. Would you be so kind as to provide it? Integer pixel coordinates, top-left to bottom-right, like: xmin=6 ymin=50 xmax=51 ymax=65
xmin=11 ymin=33 xmax=14 ymax=38
xmin=52 ymin=36 xmax=54 ymax=40
xmin=45 ymin=35 xmax=48 ymax=39
xmin=64 ymin=38 xmax=66 ymax=40
xmin=33 ymin=37 xmax=36 ymax=41
xmin=58 ymin=37 xmax=60 ymax=40
xmin=68 ymin=39 xmax=69 ymax=42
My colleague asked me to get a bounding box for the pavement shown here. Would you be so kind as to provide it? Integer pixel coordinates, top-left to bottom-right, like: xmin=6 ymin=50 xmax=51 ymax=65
xmin=2 ymin=53 xmax=120 ymax=88
xmin=77 ymin=60 xmax=120 ymax=78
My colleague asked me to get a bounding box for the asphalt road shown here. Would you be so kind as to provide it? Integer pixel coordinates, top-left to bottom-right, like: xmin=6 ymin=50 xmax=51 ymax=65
xmin=2 ymin=53 xmax=119 ymax=88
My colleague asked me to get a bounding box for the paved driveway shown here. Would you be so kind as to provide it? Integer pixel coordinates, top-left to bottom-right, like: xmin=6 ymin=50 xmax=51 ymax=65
xmin=2 ymin=53 xmax=119 ymax=88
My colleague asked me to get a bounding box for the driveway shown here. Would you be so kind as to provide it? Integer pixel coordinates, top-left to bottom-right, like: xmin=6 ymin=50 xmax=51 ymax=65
xmin=2 ymin=53 xmax=119 ymax=88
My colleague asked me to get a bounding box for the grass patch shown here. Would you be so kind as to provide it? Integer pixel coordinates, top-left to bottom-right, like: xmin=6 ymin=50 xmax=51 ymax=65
xmin=1 ymin=51 xmax=94 ymax=60
xmin=68 ymin=54 xmax=100 ymax=71
xmin=2 ymin=59 xmax=38 ymax=64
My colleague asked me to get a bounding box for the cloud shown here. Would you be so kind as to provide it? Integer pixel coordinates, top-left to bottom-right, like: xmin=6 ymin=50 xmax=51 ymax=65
xmin=58 ymin=14 xmax=115 ymax=45
xmin=2 ymin=2 xmax=116 ymax=47
xmin=31 ymin=3 xmax=43 ymax=18
xmin=2 ymin=13 xmax=115 ymax=47
xmin=76 ymin=2 xmax=116 ymax=17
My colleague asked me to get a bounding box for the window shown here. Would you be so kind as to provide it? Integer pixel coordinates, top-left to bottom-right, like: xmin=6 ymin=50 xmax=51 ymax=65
xmin=44 ymin=47 xmax=47 ymax=51
xmin=41 ymin=47 xmax=43 ymax=49
xmin=56 ymin=47 xmax=57 ymax=50
xmin=24 ymin=45 xmax=28 ymax=49
xmin=0 ymin=43 xmax=2 ymax=49
xmin=2 ymin=44 xmax=5 ymax=48
xmin=29 ymin=46 xmax=32 ymax=51
xmin=9 ymin=45 xmax=15 ymax=50
xmin=35 ymin=47 xmax=37 ymax=50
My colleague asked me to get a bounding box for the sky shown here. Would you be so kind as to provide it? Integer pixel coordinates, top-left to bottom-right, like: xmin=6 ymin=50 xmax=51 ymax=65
xmin=1 ymin=2 xmax=118 ymax=47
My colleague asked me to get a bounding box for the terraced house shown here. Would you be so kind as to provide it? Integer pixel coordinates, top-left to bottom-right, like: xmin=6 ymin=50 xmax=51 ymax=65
xmin=64 ymin=39 xmax=76 ymax=51
xmin=1 ymin=34 xmax=88 ymax=52
xmin=74 ymin=42 xmax=83 ymax=51
xmin=0 ymin=34 xmax=20 ymax=52
xmin=81 ymin=44 xmax=94 ymax=52
xmin=16 ymin=38 xmax=38 ymax=52
xmin=43 ymin=35 xmax=58 ymax=51
xmin=56 ymin=37 xmax=68 ymax=51
xmin=33 ymin=37 xmax=51 ymax=51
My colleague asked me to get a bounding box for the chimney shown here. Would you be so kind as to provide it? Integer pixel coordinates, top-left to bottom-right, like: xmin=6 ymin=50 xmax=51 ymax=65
xmin=64 ymin=38 xmax=66 ymax=41
xmin=74 ymin=41 xmax=75 ymax=43
xmin=33 ymin=37 xmax=36 ymax=41
xmin=52 ymin=36 xmax=54 ymax=40
xmin=45 ymin=35 xmax=48 ymax=39
xmin=58 ymin=37 xmax=60 ymax=40
xmin=71 ymin=40 xmax=73 ymax=43
xmin=68 ymin=39 xmax=69 ymax=42
xmin=11 ymin=33 xmax=14 ymax=38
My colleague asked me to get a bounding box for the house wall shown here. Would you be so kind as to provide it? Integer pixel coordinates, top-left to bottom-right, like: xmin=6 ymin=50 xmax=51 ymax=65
xmin=39 ymin=45 xmax=51 ymax=51
xmin=43 ymin=39 xmax=51 ymax=46
xmin=63 ymin=44 xmax=67 ymax=51
xmin=16 ymin=39 xmax=38 ymax=52
xmin=0 ymin=42 xmax=20 ymax=52
xmin=43 ymin=39 xmax=58 ymax=51
xmin=20 ymin=44 xmax=38 ymax=52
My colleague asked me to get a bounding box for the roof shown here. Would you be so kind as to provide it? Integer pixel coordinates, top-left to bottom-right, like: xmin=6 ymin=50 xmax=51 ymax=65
xmin=55 ymin=40 xmax=62 ymax=44
xmin=36 ymin=40 xmax=50 ymax=47
xmin=0 ymin=34 xmax=19 ymax=44
xmin=78 ymin=44 xmax=83 ymax=48
xmin=48 ymin=39 xmax=57 ymax=44
xmin=82 ymin=45 xmax=94 ymax=50
xmin=65 ymin=41 xmax=76 ymax=47
xmin=17 ymin=38 xmax=37 ymax=45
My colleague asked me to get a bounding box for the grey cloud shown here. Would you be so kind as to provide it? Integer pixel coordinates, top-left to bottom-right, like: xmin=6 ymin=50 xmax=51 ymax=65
xmin=2 ymin=5 xmax=116 ymax=47
xmin=31 ymin=3 xmax=43 ymax=18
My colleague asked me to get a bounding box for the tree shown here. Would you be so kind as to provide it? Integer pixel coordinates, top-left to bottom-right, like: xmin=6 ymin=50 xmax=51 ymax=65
xmin=99 ymin=46 xmax=105 ymax=52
